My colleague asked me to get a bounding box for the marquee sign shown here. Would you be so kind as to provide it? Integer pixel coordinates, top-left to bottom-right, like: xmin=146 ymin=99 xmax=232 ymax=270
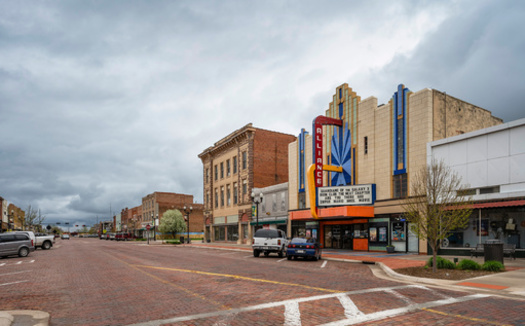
xmin=313 ymin=116 xmax=342 ymax=187
xmin=318 ymin=184 xmax=376 ymax=206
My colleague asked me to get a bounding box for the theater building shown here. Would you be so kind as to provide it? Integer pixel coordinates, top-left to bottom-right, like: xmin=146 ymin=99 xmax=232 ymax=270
xmin=288 ymin=83 xmax=503 ymax=253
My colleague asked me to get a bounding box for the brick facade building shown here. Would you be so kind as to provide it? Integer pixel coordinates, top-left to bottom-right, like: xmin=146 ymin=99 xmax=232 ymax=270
xmin=141 ymin=192 xmax=203 ymax=240
xmin=289 ymin=83 xmax=503 ymax=254
xmin=199 ymin=123 xmax=296 ymax=244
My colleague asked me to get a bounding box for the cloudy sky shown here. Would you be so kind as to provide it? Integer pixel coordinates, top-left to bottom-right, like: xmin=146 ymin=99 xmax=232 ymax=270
xmin=1 ymin=0 xmax=524 ymax=228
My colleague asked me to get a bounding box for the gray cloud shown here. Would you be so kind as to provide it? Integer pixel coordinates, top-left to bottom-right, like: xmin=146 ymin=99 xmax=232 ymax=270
xmin=1 ymin=0 xmax=524 ymax=228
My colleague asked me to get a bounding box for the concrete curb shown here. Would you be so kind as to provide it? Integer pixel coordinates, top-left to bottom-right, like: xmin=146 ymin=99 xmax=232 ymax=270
xmin=0 ymin=311 xmax=49 ymax=326
xmin=375 ymin=261 xmax=457 ymax=286
xmin=0 ymin=312 xmax=14 ymax=326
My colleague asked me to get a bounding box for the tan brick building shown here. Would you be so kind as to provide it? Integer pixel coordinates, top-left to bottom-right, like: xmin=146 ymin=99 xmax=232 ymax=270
xmin=199 ymin=123 xmax=296 ymax=244
xmin=289 ymin=83 xmax=503 ymax=254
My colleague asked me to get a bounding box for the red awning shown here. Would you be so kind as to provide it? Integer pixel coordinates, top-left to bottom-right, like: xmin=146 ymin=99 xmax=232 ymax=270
xmin=473 ymin=200 xmax=525 ymax=209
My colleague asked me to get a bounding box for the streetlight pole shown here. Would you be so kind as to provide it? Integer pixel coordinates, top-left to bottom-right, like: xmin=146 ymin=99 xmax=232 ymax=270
xmin=183 ymin=205 xmax=193 ymax=244
xmin=8 ymin=210 xmax=14 ymax=232
xmin=151 ymin=213 xmax=156 ymax=241
xmin=251 ymin=191 xmax=263 ymax=231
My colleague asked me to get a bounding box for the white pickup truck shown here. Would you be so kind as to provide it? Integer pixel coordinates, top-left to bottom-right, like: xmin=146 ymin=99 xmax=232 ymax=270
xmin=34 ymin=232 xmax=55 ymax=250
xmin=252 ymin=228 xmax=289 ymax=258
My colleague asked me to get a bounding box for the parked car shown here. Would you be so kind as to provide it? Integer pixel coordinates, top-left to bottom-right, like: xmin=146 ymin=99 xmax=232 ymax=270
xmin=13 ymin=231 xmax=36 ymax=248
xmin=34 ymin=232 xmax=55 ymax=250
xmin=0 ymin=233 xmax=35 ymax=258
xmin=108 ymin=233 xmax=116 ymax=240
xmin=286 ymin=238 xmax=322 ymax=261
xmin=252 ymin=228 xmax=289 ymax=258
xmin=99 ymin=234 xmax=107 ymax=240
xmin=61 ymin=234 xmax=70 ymax=240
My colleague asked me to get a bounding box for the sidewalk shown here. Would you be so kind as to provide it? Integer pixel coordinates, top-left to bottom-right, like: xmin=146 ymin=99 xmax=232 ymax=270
xmin=188 ymin=242 xmax=525 ymax=298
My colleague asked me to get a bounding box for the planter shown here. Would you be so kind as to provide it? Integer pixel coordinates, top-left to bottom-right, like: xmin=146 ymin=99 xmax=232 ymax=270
xmin=386 ymin=246 xmax=395 ymax=253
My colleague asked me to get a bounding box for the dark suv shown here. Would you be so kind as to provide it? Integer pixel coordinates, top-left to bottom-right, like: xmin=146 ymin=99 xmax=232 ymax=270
xmin=0 ymin=233 xmax=35 ymax=258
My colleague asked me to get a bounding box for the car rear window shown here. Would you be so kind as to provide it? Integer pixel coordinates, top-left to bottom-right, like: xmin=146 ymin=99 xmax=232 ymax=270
xmin=254 ymin=229 xmax=281 ymax=238
xmin=291 ymin=238 xmax=307 ymax=243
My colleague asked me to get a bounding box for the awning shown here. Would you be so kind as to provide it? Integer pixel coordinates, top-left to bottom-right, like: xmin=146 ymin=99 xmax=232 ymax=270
xmin=473 ymin=200 xmax=525 ymax=209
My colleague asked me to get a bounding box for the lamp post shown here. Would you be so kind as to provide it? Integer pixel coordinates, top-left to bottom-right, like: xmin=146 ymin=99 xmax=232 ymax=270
xmin=151 ymin=212 xmax=156 ymax=241
xmin=251 ymin=191 xmax=263 ymax=231
xmin=8 ymin=210 xmax=14 ymax=231
xmin=183 ymin=205 xmax=193 ymax=244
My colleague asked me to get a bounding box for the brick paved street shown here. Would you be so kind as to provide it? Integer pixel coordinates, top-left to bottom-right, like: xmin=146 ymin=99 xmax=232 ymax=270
xmin=1 ymin=238 xmax=524 ymax=325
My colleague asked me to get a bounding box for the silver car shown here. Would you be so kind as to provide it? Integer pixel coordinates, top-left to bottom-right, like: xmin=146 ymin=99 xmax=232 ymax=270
xmin=0 ymin=233 xmax=35 ymax=258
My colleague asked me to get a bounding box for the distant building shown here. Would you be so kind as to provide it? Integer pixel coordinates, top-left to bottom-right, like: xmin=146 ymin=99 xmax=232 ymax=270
xmin=141 ymin=192 xmax=203 ymax=241
xmin=199 ymin=123 xmax=296 ymax=244
xmin=252 ymin=182 xmax=289 ymax=233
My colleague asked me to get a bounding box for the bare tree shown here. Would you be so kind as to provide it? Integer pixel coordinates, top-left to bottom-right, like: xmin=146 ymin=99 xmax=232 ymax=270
xmin=24 ymin=205 xmax=46 ymax=232
xmin=403 ymin=159 xmax=472 ymax=272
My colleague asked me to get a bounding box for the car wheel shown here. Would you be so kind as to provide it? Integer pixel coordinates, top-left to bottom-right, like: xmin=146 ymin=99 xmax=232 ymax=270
xmin=253 ymin=250 xmax=260 ymax=257
xmin=42 ymin=241 xmax=51 ymax=250
xmin=18 ymin=247 xmax=29 ymax=257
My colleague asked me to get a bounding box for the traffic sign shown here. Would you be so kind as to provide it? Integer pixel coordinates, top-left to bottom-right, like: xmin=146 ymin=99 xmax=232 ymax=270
xmin=146 ymin=224 xmax=151 ymax=230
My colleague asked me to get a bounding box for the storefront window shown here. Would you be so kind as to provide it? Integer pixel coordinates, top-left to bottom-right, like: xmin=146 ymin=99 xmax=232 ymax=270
xmin=443 ymin=208 xmax=524 ymax=249
xmin=214 ymin=226 xmax=225 ymax=241
xmin=226 ymin=225 xmax=238 ymax=241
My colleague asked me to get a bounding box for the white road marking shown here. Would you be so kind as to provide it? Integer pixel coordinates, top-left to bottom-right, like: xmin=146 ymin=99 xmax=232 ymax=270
xmin=277 ymin=258 xmax=287 ymax=262
xmin=0 ymin=263 xmax=5 ymax=267
xmin=384 ymin=289 xmax=414 ymax=305
xmin=319 ymin=294 xmax=489 ymax=326
xmin=212 ymin=312 xmax=237 ymax=326
xmin=219 ymin=252 xmax=238 ymax=256
xmin=337 ymin=294 xmax=363 ymax=318
xmin=0 ymin=280 xmax=29 ymax=287
xmin=321 ymin=260 xmax=328 ymax=268
xmin=16 ymin=261 xmax=23 ymax=265
xmin=126 ymin=285 xmax=487 ymax=326
xmin=284 ymin=301 xmax=302 ymax=326
xmin=244 ymin=255 xmax=253 ymax=258
xmin=412 ymin=284 xmax=452 ymax=300
xmin=0 ymin=271 xmax=32 ymax=277
xmin=29 ymin=260 xmax=35 ymax=263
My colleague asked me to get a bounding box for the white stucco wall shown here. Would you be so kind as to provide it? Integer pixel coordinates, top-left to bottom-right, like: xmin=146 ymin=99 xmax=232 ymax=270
xmin=429 ymin=118 xmax=525 ymax=201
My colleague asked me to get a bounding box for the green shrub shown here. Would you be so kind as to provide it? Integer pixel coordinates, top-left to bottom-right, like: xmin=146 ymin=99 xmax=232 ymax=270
xmin=426 ymin=256 xmax=456 ymax=269
xmin=482 ymin=261 xmax=505 ymax=272
xmin=165 ymin=240 xmax=181 ymax=245
xmin=457 ymin=259 xmax=481 ymax=270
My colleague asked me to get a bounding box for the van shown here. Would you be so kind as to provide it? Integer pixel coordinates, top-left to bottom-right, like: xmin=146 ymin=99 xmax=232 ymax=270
xmin=13 ymin=231 xmax=36 ymax=249
xmin=0 ymin=233 xmax=35 ymax=258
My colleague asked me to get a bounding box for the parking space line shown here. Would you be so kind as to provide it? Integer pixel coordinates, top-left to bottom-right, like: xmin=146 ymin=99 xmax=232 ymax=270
xmin=1 ymin=280 xmax=29 ymax=287
xmin=277 ymin=258 xmax=287 ymax=262
xmin=0 ymin=271 xmax=32 ymax=277
xmin=321 ymin=260 xmax=328 ymax=268
xmin=16 ymin=261 xmax=23 ymax=265
xmin=0 ymin=263 xmax=5 ymax=267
